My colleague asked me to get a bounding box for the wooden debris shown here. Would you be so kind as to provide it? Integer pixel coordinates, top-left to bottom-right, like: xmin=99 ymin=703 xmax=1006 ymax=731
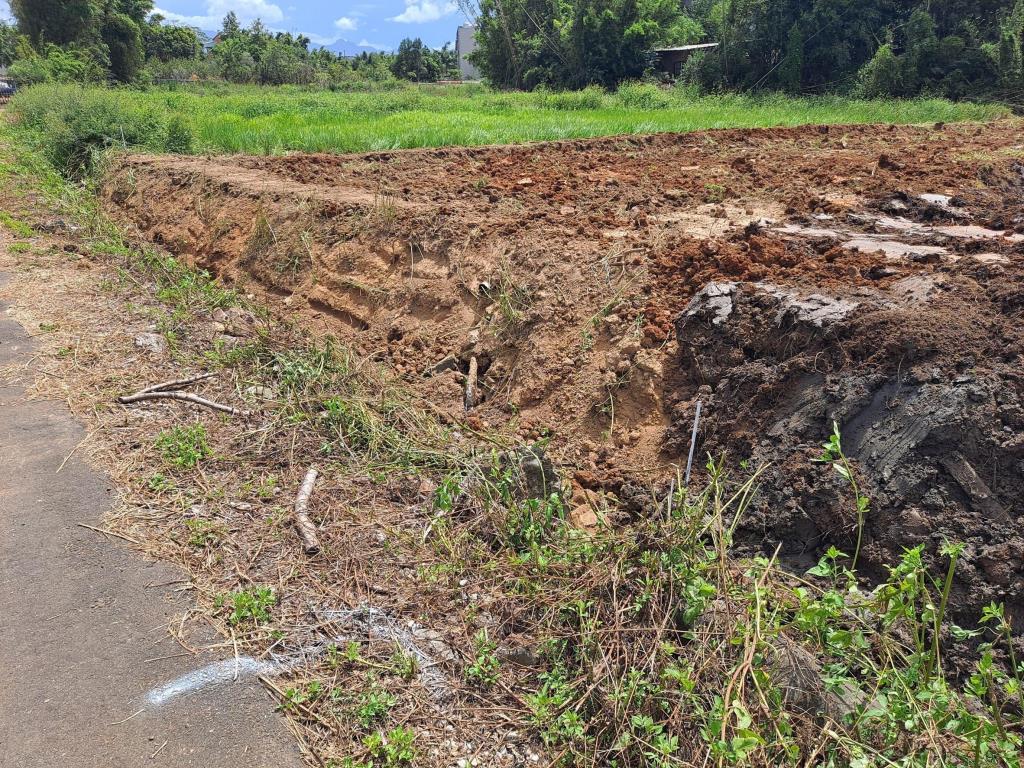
xmin=293 ymin=466 xmax=321 ymax=555
xmin=136 ymin=372 xmax=217 ymax=395
xmin=117 ymin=372 xmax=247 ymax=416
xmin=464 ymin=355 xmax=478 ymax=411
xmin=117 ymin=390 xmax=245 ymax=416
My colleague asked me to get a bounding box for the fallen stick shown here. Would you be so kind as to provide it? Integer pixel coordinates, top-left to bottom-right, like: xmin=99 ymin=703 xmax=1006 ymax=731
xmin=684 ymin=400 xmax=703 ymax=487
xmin=77 ymin=522 xmax=142 ymax=546
xmin=117 ymin=390 xmax=245 ymax=417
xmin=464 ymin=355 xmax=478 ymax=411
xmin=293 ymin=466 xmax=321 ymax=555
xmin=136 ymin=372 xmax=217 ymax=395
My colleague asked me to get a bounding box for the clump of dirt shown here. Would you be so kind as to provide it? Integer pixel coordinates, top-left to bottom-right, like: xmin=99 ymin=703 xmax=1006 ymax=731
xmin=102 ymin=119 xmax=1024 ymax=626
xmin=670 ymin=274 xmax=1024 ymax=636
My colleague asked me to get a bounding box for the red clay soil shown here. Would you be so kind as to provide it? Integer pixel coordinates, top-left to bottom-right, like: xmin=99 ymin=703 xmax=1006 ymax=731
xmin=101 ymin=120 xmax=1024 ymax=631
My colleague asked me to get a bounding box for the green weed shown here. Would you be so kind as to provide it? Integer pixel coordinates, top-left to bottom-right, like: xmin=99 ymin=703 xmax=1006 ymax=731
xmin=225 ymin=586 xmax=275 ymax=625
xmin=816 ymin=422 xmax=870 ymax=568
xmin=466 ymin=630 xmax=500 ymax=687
xmin=147 ymin=472 xmax=174 ymax=491
xmin=703 ymin=182 xmax=726 ymax=203
xmin=184 ymin=518 xmax=221 ymax=548
xmin=0 ymin=211 xmax=34 ymax=237
xmin=355 ymin=682 xmax=397 ymax=728
xmin=363 ymin=727 xmax=416 ymax=767
xmin=279 ymin=681 xmax=323 ymax=713
xmin=390 ymin=647 xmax=417 ymax=682
xmin=155 ymin=424 xmax=211 ymax=468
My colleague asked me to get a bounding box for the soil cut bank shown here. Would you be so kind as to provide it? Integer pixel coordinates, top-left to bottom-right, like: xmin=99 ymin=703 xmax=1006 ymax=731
xmin=102 ymin=120 xmax=1024 ymax=632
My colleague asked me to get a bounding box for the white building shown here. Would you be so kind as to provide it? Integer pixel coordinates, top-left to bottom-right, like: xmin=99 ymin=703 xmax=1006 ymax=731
xmin=455 ymin=24 xmax=480 ymax=80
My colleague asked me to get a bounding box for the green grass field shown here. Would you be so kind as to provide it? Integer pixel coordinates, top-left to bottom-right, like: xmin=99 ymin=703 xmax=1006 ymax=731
xmin=169 ymin=83 xmax=1009 ymax=153
xmin=7 ymin=82 xmax=1010 ymax=173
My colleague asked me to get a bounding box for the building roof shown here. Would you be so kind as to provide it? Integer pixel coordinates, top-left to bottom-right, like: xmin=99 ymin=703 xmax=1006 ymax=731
xmin=652 ymin=43 xmax=720 ymax=53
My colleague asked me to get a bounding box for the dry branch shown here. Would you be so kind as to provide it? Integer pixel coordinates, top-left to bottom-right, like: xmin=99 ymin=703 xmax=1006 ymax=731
xmin=293 ymin=466 xmax=322 ymax=555
xmin=137 ymin=372 xmax=217 ymax=394
xmin=117 ymin=390 xmax=246 ymax=416
xmin=464 ymin=355 xmax=478 ymax=411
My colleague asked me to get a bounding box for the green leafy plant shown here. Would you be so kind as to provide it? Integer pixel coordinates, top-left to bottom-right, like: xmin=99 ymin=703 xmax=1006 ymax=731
xmin=185 ymin=518 xmax=221 ymax=548
xmin=355 ymin=682 xmax=397 ymax=728
xmin=817 ymin=422 xmax=870 ymax=568
xmin=390 ymin=647 xmax=417 ymax=681
xmin=226 ymin=586 xmax=275 ymax=626
xmin=466 ymin=630 xmax=500 ymax=687
xmin=363 ymin=726 xmax=415 ymax=767
xmin=147 ymin=472 xmax=174 ymax=491
xmin=155 ymin=423 xmax=211 ymax=469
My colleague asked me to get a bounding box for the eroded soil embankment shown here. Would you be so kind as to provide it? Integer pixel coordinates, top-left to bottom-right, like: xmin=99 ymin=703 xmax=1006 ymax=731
xmin=102 ymin=120 xmax=1024 ymax=632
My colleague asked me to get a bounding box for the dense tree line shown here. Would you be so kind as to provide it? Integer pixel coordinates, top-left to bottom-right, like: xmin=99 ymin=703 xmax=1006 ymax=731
xmin=5 ymin=0 xmax=1023 ymax=97
xmin=465 ymin=0 xmax=1024 ymax=98
xmin=0 ymin=6 xmax=457 ymax=87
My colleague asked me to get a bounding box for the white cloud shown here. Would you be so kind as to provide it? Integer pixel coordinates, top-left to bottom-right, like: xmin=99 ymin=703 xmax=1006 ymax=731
xmin=390 ymin=0 xmax=457 ymax=23
xmin=357 ymin=39 xmax=386 ymax=50
xmin=154 ymin=0 xmax=284 ymax=31
xmin=334 ymin=16 xmax=357 ymax=31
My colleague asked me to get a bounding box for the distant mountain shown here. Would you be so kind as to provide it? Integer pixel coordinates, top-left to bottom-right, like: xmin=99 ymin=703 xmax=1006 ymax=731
xmin=322 ymin=39 xmax=389 ymax=57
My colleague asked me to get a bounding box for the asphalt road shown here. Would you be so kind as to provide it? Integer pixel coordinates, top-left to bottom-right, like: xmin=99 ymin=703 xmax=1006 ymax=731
xmin=0 ymin=273 xmax=304 ymax=767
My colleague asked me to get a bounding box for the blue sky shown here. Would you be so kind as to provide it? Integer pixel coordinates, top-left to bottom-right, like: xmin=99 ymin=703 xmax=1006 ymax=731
xmin=0 ymin=1 xmax=473 ymax=51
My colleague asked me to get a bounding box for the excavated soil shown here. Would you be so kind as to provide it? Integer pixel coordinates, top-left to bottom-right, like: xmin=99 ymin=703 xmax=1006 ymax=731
xmin=102 ymin=120 xmax=1024 ymax=631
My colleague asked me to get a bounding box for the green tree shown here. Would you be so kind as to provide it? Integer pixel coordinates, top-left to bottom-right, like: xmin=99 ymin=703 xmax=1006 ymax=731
xmin=144 ymin=16 xmax=201 ymax=62
xmin=213 ymin=36 xmax=256 ymax=82
xmin=391 ymin=37 xmax=440 ymax=81
xmin=10 ymin=0 xmax=99 ymax=46
xmin=10 ymin=0 xmax=154 ymax=81
xmin=0 ymin=22 xmax=22 ymax=67
xmin=857 ymin=41 xmax=903 ymax=98
xmin=219 ymin=11 xmax=241 ymax=39
xmin=259 ymin=38 xmax=313 ymax=84
xmin=778 ymin=22 xmax=803 ymax=92
xmin=102 ymin=12 xmax=145 ymax=81
xmin=472 ymin=0 xmax=671 ymax=89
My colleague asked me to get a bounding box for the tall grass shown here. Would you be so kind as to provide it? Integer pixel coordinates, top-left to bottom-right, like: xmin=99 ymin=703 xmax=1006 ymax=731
xmin=8 ymin=82 xmax=1009 ymax=168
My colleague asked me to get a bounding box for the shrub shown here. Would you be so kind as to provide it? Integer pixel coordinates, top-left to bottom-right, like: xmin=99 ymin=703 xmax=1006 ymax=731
xmin=7 ymin=45 xmax=105 ymax=85
xmin=536 ymin=84 xmax=605 ymax=110
xmin=615 ymin=80 xmax=670 ymax=109
xmin=9 ymin=84 xmax=169 ymax=176
xmin=856 ymin=43 xmax=904 ymax=98
xmin=7 ymin=56 xmax=50 ymax=85
xmin=163 ymin=115 xmax=193 ymax=153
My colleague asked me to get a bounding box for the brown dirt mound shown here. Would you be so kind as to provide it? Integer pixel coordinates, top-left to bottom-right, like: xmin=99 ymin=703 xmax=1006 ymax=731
xmin=101 ymin=119 xmax=1024 ymax=626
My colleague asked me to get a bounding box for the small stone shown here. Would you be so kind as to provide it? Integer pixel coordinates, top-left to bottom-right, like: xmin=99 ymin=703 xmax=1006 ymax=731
xmin=426 ymin=355 xmax=459 ymax=377
xmin=244 ymin=385 xmax=275 ymax=400
xmin=134 ymin=332 xmax=167 ymax=355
